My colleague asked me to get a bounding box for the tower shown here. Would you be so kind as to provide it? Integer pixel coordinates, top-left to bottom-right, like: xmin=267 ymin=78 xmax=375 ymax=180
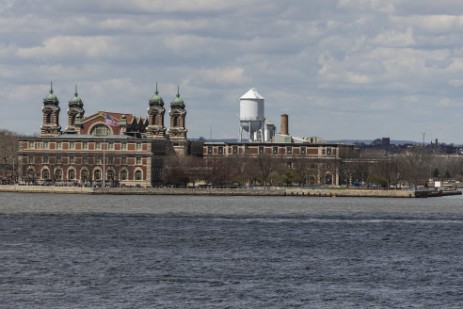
xmin=239 ymin=88 xmax=265 ymax=142
xmin=40 ymin=82 xmax=61 ymax=136
xmin=146 ymin=83 xmax=166 ymax=137
xmin=66 ymin=85 xmax=85 ymax=134
xmin=167 ymin=86 xmax=188 ymax=155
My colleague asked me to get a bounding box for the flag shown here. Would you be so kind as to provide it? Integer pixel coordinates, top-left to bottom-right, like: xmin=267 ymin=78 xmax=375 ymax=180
xmin=105 ymin=114 xmax=119 ymax=127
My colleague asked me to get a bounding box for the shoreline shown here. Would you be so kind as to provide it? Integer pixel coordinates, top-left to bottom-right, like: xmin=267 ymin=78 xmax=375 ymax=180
xmin=1 ymin=185 xmax=456 ymax=198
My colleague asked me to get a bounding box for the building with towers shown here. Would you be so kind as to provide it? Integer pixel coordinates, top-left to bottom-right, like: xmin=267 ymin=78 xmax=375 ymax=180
xmin=18 ymin=83 xmax=188 ymax=187
xmin=18 ymin=84 xmax=353 ymax=187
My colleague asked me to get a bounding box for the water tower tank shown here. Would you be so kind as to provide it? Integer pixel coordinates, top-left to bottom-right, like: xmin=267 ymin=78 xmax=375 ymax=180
xmin=240 ymin=88 xmax=264 ymax=133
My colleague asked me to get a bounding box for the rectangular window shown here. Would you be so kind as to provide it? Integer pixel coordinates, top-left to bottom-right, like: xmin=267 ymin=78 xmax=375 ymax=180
xmin=122 ymin=157 xmax=127 ymax=165
xmin=70 ymin=156 xmax=75 ymax=164
xmin=29 ymin=141 xmax=34 ymax=149
xmin=287 ymin=146 xmax=292 ymax=154
xmin=327 ymin=147 xmax=332 ymax=155
xmin=259 ymin=146 xmax=264 ymax=154
xmin=121 ymin=143 xmax=127 ymax=150
xmin=136 ymin=157 xmax=142 ymax=165
xmin=207 ymin=146 xmax=212 ymax=154
xmin=232 ymin=146 xmax=238 ymax=154
xmin=109 ymin=142 xmax=114 ymax=150
xmin=28 ymin=156 xmax=33 ymax=164
xmin=70 ymin=142 xmax=75 ymax=149
xmin=136 ymin=143 xmax=142 ymax=151
xmin=300 ymin=147 xmax=306 ymax=155
xmin=218 ymin=147 xmax=224 ymax=154
xmin=273 ymin=147 xmax=278 ymax=154
xmin=57 ymin=142 xmax=62 ymax=149
xmin=56 ymin=156 xmax=61 ymax=164
xmin=96 ymin=142 xmax=101 ymax=150
xmin=43 ymin=142 xmax=49 ymax=149
xmin=83 ymin=142 xmax=88 ymax=150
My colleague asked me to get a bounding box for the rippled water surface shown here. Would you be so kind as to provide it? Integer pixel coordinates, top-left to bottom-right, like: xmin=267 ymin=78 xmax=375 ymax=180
xmin=1 ymin=192 xmax=463 ymax=308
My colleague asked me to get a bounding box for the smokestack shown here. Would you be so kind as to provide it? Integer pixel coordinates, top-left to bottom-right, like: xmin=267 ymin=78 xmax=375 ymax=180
xmin=280 ymin=114 xmax=289 ymax=135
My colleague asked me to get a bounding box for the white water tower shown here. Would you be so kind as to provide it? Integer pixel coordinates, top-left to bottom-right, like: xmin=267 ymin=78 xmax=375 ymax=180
xmin=239 ymin=88 xmax=265 ymax=142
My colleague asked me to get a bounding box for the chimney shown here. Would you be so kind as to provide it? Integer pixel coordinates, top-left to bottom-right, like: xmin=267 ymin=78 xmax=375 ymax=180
xmin=280 ymin=114 xmax=289 ymax=135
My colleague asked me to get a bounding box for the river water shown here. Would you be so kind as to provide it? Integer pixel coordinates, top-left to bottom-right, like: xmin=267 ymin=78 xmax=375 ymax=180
xmin=0 ymin=192 xmax=462 ymax=308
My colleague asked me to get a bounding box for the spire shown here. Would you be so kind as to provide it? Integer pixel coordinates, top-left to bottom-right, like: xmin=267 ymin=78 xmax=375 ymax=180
xmin=155 ymin=82 xmax=159 ymax=95
xmin=74 ymin=84 xmax=78 ymax=97
xmin=50 ymin=81 xmax=54 ymax=94
xmin=177 ymin=85 xmax=180 ymax=97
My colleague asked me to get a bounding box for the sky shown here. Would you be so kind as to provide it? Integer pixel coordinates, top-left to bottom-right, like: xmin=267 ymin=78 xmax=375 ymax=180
xmin=2 ymin=0 xmax=463 ymax=144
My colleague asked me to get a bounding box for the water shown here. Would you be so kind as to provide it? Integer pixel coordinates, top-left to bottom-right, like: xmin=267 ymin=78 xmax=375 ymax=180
xmin=0 ymin=192 xmax=463 ymax=308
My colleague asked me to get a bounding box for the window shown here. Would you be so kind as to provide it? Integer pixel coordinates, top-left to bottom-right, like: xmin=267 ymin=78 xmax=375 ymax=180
xmin=218 ymin=147 xmax=224 ymax=154
xmin=70 ymin=156 xmax=75 ymax=164
xmin=327 ymin=147 xmax=332 ymax=155
xmin=136 ymin=157 xmax=142 ymax=165
xmin=259 ymin=146 xmax=264 ymax=154
xmin=208 ymin=146 xmax=212 ymax=154
xmin=135 ymin=170 xmax=142 ymax=180
xmin=287 ymin=146 xmax=292 ymax=154
xmin=90 ymin=124 xmax=111 ymax=136
xmin=81 ymin=169 xmax=89 ymax=181
xmin=57 ymin=142 xmax=62 ymax=149
xmin=96 ymin=142 xmax=101 ymax=150
xmin=233 ymin=146 xmax=238 ymax=154
xmin=56 ymin=157 xmax=61 ymax=164
xmin=94 ymin=170 xmax=101 ymax=180
xmin=83 ymin=142 xmax=88 ymax=150
xmin=108 ymin=142 xmax=114 ymax=150
xmin=68 ymin=169 xmax=75 ymax=180
xmin=54 ymin=169 xmax=62 ymax=180
xmin=70 ymin=142 xmax=75 ymax=149
xmin=300 ymin=147 xmax=306 ymax=155
xmin=42 ymin=169 xmax=49 ymax=180
xmin=122 ymin=157 xmax=127 ymax=165
xmin=136 ymin=143 xmax=142 ymax=151
xmin=121 ymin=143 xmax=127 ymax=150
xmin=29 ymin=141 xmax=35 ymax=149
xmin=43 ymin=156 xmax=49 ymax=164
xmin=120 ymin=170 xmax=128 ymax=180
xmin=28 ymin=156 xmax=33 ymax=164
xmin=273 ymin=147 xmax=278 ymax=154
xmin=43 ymin=142 xmax=49 ymax=149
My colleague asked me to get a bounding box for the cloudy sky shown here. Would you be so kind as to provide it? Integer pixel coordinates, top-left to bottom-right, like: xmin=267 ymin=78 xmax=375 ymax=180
xmin=2 ymin=0 xmax=463 ymax=144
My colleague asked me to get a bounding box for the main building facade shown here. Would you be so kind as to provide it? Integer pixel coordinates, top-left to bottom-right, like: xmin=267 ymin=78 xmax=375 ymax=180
xmin=18 ymin=84 xmax=353 ymax=187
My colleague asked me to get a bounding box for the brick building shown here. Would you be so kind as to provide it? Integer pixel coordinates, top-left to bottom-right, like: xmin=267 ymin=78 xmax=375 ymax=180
xmin=18 ymin=83 xmax=186 ymax=187
xmin=18 ymin=84 xmax=353 ymax=187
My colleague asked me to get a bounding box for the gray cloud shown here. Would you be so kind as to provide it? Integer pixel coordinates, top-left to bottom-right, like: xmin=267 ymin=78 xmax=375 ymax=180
xmin=1 ymin=0 xmax=463 ymax=143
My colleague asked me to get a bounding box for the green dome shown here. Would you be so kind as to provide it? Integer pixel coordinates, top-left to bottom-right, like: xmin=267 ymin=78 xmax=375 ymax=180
xmin=69 ymin=90 xmax=83 ymax=106
xmin=44 ymin=89 xmax=58 ymax=103
xmin=171 ymin=86 xmax=185 ymax=107
xmin=43 ymin=82 xmax=59 ymax=103
xmin=149 ymin=90 xmax=164 ymax=106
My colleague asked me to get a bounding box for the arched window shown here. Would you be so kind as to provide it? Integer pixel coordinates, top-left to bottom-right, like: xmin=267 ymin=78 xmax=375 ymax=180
xmin=54 ymin=169 xmax=62 ymax=180
xmin=135 ymin=170 xmax=142 ymax=181
xmin=107 ymin=169 xmax=114 ymax=180
xmin=68 ymin=169 xmax=76 ymax=180
xmin=90 ymin=124 xmax=111 ymax=136
xmin=94 ymin=169 xmax=101 ymax=180
xmin=42 ymin=169 xmax=50 ymax=180
xmin=27 ymin=168 xmax=35 ymax=179
xmin=120 ymin=170 xmax=128 ymax=180
xmin=81 ymin=169 xmax=89 ymax=181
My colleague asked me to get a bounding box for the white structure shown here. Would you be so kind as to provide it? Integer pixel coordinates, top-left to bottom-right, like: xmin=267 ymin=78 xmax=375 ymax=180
xmin=239 ymin=88 xmax=265 ymax=142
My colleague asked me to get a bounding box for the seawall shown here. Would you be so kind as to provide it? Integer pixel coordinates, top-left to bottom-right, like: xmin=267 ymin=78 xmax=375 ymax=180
xmin=0 ymin=185 xmax=417 ymax=198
